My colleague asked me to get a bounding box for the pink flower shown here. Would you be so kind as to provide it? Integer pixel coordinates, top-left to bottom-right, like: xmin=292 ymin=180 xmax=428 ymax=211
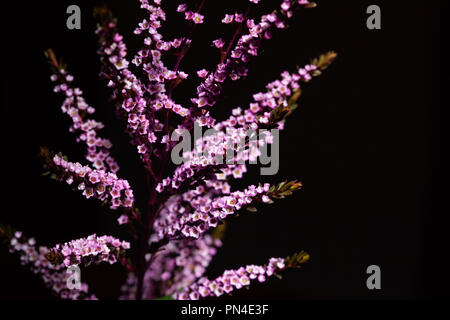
xmin=176 ymin=4 xmax=187 ymax=12
xmin=193 ymin=13 xmax=204 ymax=24
xmin=189 ymin=292 xmax=200 ymax=300
xmin=184 ymin=10 xmax=194 ymax=20
xmin=222 ymin=14 xmax=234 ymax=24
xmin=117 ymin=215 xmax=129 ymax=225
xmin=137 ymin=144 xmax=147 ymax=154
xmin=197 ymin=69 xmax=209 ymax=78
xmin=61 ymin=246 xmax=72 ymax=257
xmin=235 ymin=13 xmax=244 ymax=23
xmin=83 ymin=188 xmax=94 ymax=199
xmin=147 ymin=132 xmax=157 ymax=143
xmin=122 ymin=241 xmax=131 ymax=250
xmin=240 ymin=275 xmax=250 ymax=285
xmin=110 ymin=188 xmax=121 ymax=199
xmin=212 ymin=38 xmax=225 ymax=49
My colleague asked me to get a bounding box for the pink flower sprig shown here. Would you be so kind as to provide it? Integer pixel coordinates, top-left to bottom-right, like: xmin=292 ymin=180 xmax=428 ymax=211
xmin=50 ymin=153 xmax=135 ymax=211
xmin=155 ymin=127 xmax=273 ymax=191
xmin=46 ymin=234 xmax=131 ymax=268
xmin=45 ymin=49 xmax=120 ymax=173
xmin=95 ymin=1 xmax=192 ymax=177
xmin=173 ymin=251 xmax=310 ymax=300
xmin=39 ymin=145 xmax=134 ymax=210
xmin=155 ymin=158 xmax=226 ymax=195
xmin=120 ymin=227 xmax=225 ymax=300
xmin=95 ymin=10 xmax=158 ymax=171
xmin=164 ymin=56 xmax=334 ymax=188
xmin=156 ymin=61 xmax=324 ymax=194
xmin=140 ymin=235 xmax=222 ymax=299
xmin=190 ymin=0 xmax=317 ymax=120
xmin=132 ymin=0 xmax=190 ymax=119
xmin=218 ymin=63 xmax=320 ymax=132
xmin=152 ymin=182 xmax=297 ymax=241
xmin=0 ymin=226 xmax=97 ymax=300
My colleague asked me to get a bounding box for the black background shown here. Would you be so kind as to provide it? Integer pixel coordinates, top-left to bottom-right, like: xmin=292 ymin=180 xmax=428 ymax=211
xmin=1 ymin=0 xmax=448 ymax=300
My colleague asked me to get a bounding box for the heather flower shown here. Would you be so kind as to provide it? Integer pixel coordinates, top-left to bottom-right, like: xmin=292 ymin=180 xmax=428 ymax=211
xmin=117 ymin=214 xmax=129 ymax=225
xmin=42 ymin=150 xmax=135 ymax=215
xmin=197 ymin=69 xmax=209 ymax=78
xmin=173 ymin=254 xmax=309 ymax=300
xmin=4 ymin=0 xmax=336 ymax=301
xmin=212 ymin=38 xmax=225 ymax=49
xmin=177 ymin=4 xmax=187 ymax=13
xmin=46 ymin=234 xmax=130 ymax=268
xmin=222 ymin=14 xmax=234 ymax=24
xmin=192 ymin=13 xmax=204 ymax=24
xmin=48 ymin=66 xmax=119 ymax=172
xmin=0 ymin=228 xmax=97 ymax=300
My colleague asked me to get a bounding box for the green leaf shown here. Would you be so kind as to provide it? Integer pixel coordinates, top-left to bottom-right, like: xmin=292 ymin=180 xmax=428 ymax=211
xmin=285 ymin=251 xmax=310 ymax=268
xmin=155 ymin=294 xmax=174 ymax=300
xmin=310 ymin=51 xmax=338 ymax=71
xmin=277 ymin=181 xmax=286 ymax=191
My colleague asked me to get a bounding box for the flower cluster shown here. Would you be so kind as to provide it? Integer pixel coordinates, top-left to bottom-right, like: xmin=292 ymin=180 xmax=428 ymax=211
xmin=1 ymin=227 xmax=97 ymax=300
xmin=45 ymin=52 xmax=120 ymax=173
xmin=152 ymin=183 xmax=272 ymax=241
xmin=96 ymin=19 xmax=153 ymax=168
xmin=155 ymin=62 xmax=320 ymax=196
xmin=120 ymin=233 xmax=222 ymax=300
xmin=51 ymin=154 xmax=134 ymax=211
xmin=2 ymin=0 xmax=337 ymax=300
xmin=220 ymin=65 xmax=319 ymax=130
xmin=177 ymin=3 xmax=205 ymax=24
xmin=191 ymin=0 xmax=315 ymax=117
xmin=46 ymin=234 xmax=130 ymax=268
xmin=145 ymin=235 xmax=222 ymax=299
xmin=174 ymin=257 xmax=288 ymax=300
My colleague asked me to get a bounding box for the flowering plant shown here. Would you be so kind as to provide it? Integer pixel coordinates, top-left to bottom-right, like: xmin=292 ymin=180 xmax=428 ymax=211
xmin=1 ymin=0 xmax=336 ymax=300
